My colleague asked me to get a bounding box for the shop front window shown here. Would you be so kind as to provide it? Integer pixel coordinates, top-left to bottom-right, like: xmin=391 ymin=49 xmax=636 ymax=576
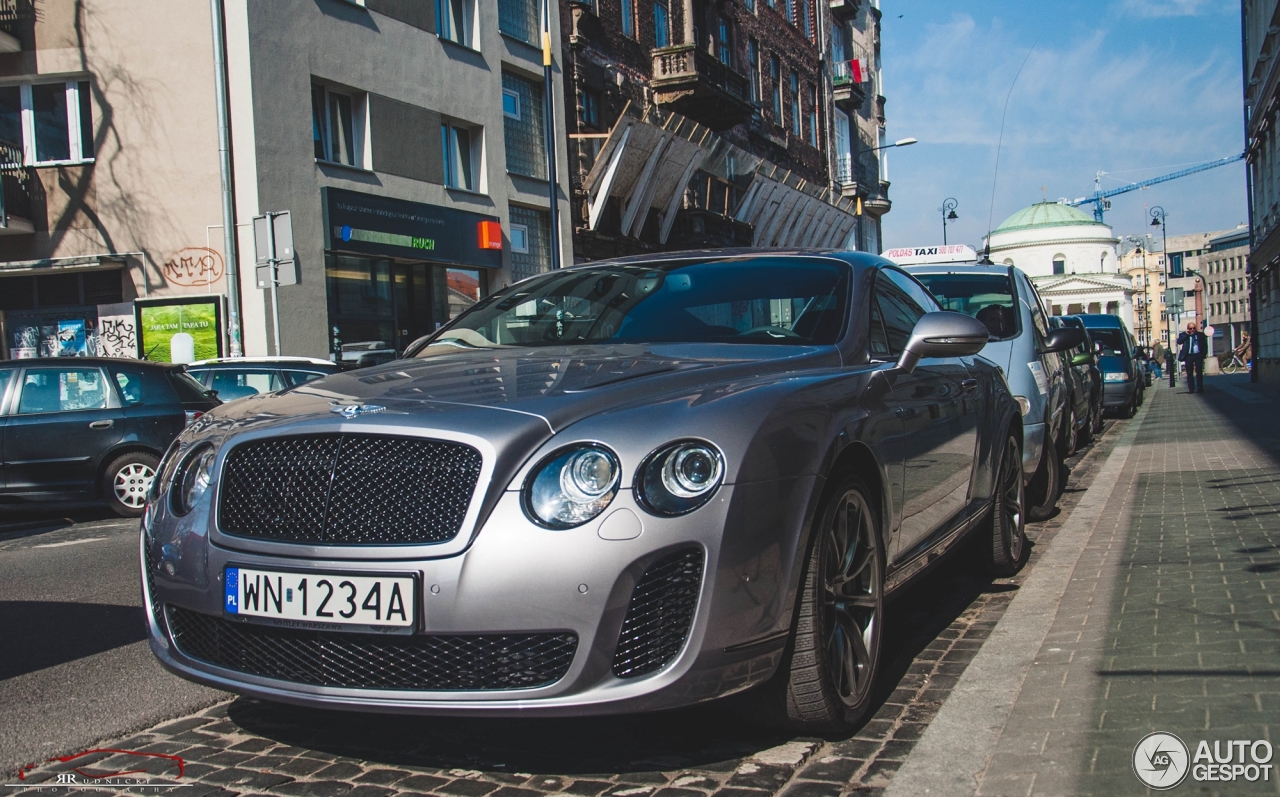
xmin=445 ymin=269 xmax=483 ymax=321
xmin=326 ymin=255 xmax=447 ymax=357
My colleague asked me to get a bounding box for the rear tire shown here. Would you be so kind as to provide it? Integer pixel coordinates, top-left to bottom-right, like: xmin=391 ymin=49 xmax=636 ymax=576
xmin=778 ymin=474 xmax=884 ymax=733
xmin=1091 ymin=396 xmax=1105 ymax=434
xmin=1060 ymin=409 xmax=1078 ymax=458
xmin=103 ymin=452 xmax=159 ymax=518
xmin=1026 ymin=435 xmax=1061 ymax=522
xmin=986 ymin=432 xmax=1027 ymax=576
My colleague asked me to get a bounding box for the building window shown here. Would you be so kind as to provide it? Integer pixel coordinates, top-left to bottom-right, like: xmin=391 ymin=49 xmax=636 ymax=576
xmin=807 ymin=83 xmax=817 ymax=146
xmin=717 ymin=17 xmax=732 ymax=67
xmin=0 ymin=81 xmax=94 ymax=165
xmin=581 ymin=90 xmax=600 ymax=129
xmin=745 ymin=0 xmax=754 ymax=13
xmin=621 ymin=0 xmax=634 ymax=38
xmin=502 ymin=72 xmax=546 ymax=179
xmin=510 ymin=223 xmax=530 ymax=253
xmin=654 ymin=0 xmax=670 ymax=47
xmin=497 ymin=0 xmax=539 ymax=44
xmin=748 ymin=39 xmax=761 ymax=104
xmin=789 ymin=72 xmax=800 ymax=137
xmin=800 ymin=0 xmax=811 ymax=38
xmin=441 ymin=122 xmax=481 ymax=192
xmin=509 ymin=205 xmax=551 ymax=281
xmin=437 ymin=0 xmax=477 ymax=48
xmin=312 ymin=83 xmax=364 ymax=167
xmin=769 ymin=56 xmax=781 ymax=121
xmin=785 ymin=0 xmax=795 ymax=23
xmin=1052 ymin=257 xmax=1065 ymax=275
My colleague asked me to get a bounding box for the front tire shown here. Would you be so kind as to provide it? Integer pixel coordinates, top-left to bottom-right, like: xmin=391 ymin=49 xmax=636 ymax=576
xmin=1026 ymin=434 xmax=1061 ymax=522
xmin=103 ymin=452 xmax=159 ymax=518
xmin=780 ymin=474 xmax=884 ymax=733
xmin=986 ymin=432 xmax=1027 ymax=575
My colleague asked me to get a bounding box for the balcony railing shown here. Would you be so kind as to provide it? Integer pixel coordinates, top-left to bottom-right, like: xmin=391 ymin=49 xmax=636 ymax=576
xmin=651 ymin=44 xmax=753 ymax=130
xmin=832 ymin=60 xmax=867 ymax=109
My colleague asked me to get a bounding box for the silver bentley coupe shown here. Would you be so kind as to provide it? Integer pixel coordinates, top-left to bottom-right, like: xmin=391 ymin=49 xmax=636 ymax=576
xmin=143 ymin=251 xmax=1048 ymax=731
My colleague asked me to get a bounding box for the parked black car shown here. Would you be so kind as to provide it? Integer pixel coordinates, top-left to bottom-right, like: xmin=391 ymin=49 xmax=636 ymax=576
xmin=1056 ymin=316 xmax=1105 ymax=447
xmin=186 ymin=357 xmax=343 ymax=402
xmin=0 ymin=358 xmax=218 ymax=516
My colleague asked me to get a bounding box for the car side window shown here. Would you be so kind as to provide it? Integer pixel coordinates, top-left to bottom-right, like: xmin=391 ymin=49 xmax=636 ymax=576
xmin=868 ymin=299 xmax=891 ymax=359
xmin=882 ymin=268 xmax=942 ymax=314
xmin=209 ymin=369 xmax=286 ymax=401
xmin=18 ymin=368 xmax=109 ymax=414
xmin=186 ymin=369 xmax=211 ymax=386
xmin=874 ymin=271 xmax=929 ymax=357
xmin=110 ymin=367 xmax=179 ymax=406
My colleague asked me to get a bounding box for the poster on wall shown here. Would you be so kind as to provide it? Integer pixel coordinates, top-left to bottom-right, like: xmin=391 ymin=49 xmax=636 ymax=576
xmin=96 ymin=302 xmax=138 ymax=358
xmin=57 ymin=320 xmax=87 ymax=357
xmin=137 ymin=298 xmax=222 ymax=364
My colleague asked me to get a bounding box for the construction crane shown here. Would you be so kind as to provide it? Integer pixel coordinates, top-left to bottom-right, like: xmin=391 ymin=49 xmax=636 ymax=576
xmin=1066 ymin=154 xmax=1245 ymax=223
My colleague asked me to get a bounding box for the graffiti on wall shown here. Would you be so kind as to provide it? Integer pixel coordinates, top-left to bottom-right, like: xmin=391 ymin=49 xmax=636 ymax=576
xmin=98 ymin=315 xmax=138 ymax=358
xmin=162 ymin=247 xmax=224 ymax=287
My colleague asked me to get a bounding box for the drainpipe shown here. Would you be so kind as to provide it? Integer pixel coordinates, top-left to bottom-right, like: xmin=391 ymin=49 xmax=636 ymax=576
xmin=209 ymin=0 xmax=244 ymax=357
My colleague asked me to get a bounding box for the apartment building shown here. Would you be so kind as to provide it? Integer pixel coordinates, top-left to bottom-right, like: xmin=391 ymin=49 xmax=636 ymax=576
xmin=1118 ymin=237 xmax=1161 ymax=348
xmin=1245 ymin=0 xmax=1280 ymax=380
xmin=560 ymin=0 xmax=889 ymax=260
xmin=0 ymin=0 xmax=571 ymax=361
xmin=1203 ymin=227 xmax=1251 ymax=352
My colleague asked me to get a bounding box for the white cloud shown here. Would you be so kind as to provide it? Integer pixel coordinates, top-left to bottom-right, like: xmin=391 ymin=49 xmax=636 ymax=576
xmin=1117 ymin=0 xmax=1232 ymax=18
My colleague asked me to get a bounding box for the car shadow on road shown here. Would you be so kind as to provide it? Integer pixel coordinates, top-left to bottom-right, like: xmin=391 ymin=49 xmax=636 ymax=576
xmin=224 ymin=534 xmax=1017 ymax=775
xmin=0 ymin=504 xmax=120 ymax=543
xmin=0 ymin=601 xmax=146 ymax=680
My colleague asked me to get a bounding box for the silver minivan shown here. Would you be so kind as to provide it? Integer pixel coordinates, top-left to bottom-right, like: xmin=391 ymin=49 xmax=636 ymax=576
xmin=902 ymin=261 xmax=1082 ymax=520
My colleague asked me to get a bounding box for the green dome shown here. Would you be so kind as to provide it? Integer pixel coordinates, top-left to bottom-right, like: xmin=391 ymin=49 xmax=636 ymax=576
xmin=993 ymin=202 xmax=1100 ymax=233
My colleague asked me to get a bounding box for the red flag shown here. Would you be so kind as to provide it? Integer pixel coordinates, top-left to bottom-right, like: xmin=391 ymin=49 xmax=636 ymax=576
xmin=850 ymin=59 xmax=864 ymax=83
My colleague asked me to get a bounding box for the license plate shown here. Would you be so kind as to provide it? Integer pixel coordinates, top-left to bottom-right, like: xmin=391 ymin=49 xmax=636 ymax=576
xmin=224 ymin=567 xmax=415 ymax=628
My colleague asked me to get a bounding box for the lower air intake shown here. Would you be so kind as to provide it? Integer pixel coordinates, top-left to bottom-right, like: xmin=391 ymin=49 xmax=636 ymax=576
xmin=612 ymin=548 xmax=705 ymax=678
xmin=167 ymin=607 xmax=577 ymax=691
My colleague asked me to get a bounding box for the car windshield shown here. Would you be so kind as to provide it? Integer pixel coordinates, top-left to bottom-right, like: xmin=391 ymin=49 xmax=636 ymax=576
xmin=420 ymin=257 xmax=849 ymax=350
xmin=1088 ymin=328 xmax=1127 ymax=357
xmin=910 ymin=273 xmax=1018 ymax=340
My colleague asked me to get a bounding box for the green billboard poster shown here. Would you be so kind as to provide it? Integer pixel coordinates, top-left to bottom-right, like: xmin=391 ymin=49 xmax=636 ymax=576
xmin=136 ymin=298 xmax=222 ymax=364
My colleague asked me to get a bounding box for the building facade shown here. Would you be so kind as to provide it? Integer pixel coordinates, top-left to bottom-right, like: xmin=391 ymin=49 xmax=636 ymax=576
xmin=560 ymin=0 xmax=887 ymax=261
xmin=1118 ymin=238 xmax=1161 ymax=348
xmin=1203 ymin=227 xmax=1252 ymax=352
xmin=982 ymin=202 xmax=1135 ymax=332
xmin=0 ymin=0 xmax=571 ymax=362
xmin=1244 ymin=0 xmax=1280 ymax=381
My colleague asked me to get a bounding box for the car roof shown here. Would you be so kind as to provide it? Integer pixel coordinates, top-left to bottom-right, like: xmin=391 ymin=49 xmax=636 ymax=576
xmin=1076 ymin=313 xmax=1124 ymax=328
xmin=11 ymin=357 xmax=173 ymax=369
xmin=900 ymin=263 xmax=1013 ymax=276
xmin=533 ymin=248 xmax=883 ymax=272
xmin=188 ymin=357 xmax=337 ymax=367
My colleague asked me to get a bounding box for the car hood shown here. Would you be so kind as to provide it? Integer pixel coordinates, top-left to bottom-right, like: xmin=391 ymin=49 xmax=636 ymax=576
xmin=206 ymin=342 xmax=842 ymax=435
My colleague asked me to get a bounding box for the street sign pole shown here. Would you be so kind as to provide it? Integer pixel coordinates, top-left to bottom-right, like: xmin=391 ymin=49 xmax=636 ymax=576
xmin=267 ymin=215 xmax=281 ymax=356
xmin=253 ymin=211 xmax=295 ymax=356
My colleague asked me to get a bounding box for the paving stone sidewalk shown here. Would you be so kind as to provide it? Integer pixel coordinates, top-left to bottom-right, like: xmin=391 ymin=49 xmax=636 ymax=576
xmin=903 ymin=376 xmax=1280 ymax=797
xmin=3 ymin=412 xmax=1126 ymax=797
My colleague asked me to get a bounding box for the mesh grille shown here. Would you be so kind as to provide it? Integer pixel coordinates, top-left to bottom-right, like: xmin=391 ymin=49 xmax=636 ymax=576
xmin=218 ymin=434 xmax=483 ymax=545
xmin=167 ymin=607 xmax=577 ymax=691
xmin=612 ymin=548 xmax=704 ymax=679
xmin=142 ymin=543 xmax=165 ymax=632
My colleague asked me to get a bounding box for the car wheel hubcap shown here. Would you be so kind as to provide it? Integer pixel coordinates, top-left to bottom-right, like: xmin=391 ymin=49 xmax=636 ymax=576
xmin=114 ymin=463 xmax=155 ymax=509
xmin=822 ymin=490 xmax=880 ymax=708
xmin=1002 ymin=439 xmax=1025 ymax=560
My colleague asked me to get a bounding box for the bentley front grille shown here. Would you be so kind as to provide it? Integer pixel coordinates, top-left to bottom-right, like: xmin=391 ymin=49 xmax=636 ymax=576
xmin=218 ymin=433 xmax=483 ymax=545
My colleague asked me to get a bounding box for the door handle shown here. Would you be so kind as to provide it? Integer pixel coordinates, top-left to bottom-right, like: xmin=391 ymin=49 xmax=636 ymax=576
xmin=961 ymin=378 xmax=979 ymax=393
xmin=89 ymin=420 xmax=114 ymax=429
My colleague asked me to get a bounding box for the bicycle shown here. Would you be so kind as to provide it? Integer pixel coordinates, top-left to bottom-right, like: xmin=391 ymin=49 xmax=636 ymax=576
xmin=1221 ymin=352 xmax=1250 ymax=374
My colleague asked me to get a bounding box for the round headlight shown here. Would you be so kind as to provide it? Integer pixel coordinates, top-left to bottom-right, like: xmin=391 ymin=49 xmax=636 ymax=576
xmin=525 ymin=445 xmax=621 ymax=528
xmin=637 ymin=441 xmax=724 ymax=516
xmin=149 ymin=440 xmax=184 ymax=505
xmin=171 ymin=445 xmax=216 ymax=516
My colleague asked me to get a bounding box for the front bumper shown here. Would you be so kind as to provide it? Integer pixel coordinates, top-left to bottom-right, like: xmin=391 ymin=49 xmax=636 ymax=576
xmin=143 ymin=479 xmax=811 ymax=717
xmin=1102 ymin=380 xmax=1136 ymax=408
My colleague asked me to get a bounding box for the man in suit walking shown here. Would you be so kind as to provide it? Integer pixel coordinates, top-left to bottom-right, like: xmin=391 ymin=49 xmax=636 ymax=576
xmin=1177 ymin=321 xmax=1209 ymax=393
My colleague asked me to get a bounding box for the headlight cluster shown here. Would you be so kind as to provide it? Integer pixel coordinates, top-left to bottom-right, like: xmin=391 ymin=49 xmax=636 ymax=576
xmin=523 ymin=440 xmax=725 ymax=528
xmin=171 ymin=445 xmax=216 ymax=516
xmin=1103 ymin=372 xmax=1130 ymax=382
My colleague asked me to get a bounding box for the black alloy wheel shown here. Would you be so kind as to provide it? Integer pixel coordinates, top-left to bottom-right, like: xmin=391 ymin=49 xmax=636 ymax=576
xmin=780 ymin=474 xmax=883 ymax=732
xmin=1026 ymin=433 xmax=1061 ymax=522
xmin=987 ymin=432 xmax=1027 ymax=575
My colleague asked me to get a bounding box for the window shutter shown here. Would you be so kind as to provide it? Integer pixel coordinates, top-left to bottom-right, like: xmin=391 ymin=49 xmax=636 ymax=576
xmin=368 ymin=93 xmax=444 ymax=184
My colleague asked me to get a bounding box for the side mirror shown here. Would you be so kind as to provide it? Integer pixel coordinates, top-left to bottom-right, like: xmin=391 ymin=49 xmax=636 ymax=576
xmin=1070 ymin=352 xmax=1093 ymax=366
xmin=896 ymin=311 xmax=990 ymax=374
xmin=1043 ymin=327 xmax=1085 ymax=354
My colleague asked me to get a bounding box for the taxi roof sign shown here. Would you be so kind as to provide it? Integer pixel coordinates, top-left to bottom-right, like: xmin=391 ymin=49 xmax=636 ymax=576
xmin=882 ymin=244 xmax=979 ymax=265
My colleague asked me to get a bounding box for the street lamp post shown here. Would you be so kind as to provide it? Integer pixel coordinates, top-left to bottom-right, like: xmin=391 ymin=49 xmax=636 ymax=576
xmin=1151 ymin=207 xmax=1174 ymax=387
xmin=854 ymin=138 xmax=917 ymax=250
xmin=940 ymin=198 xmax=958 ymax=245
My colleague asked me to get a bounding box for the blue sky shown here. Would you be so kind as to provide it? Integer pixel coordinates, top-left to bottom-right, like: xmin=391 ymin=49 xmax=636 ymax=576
xmin=878 ymin=0 xmax=1248 ymax=249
